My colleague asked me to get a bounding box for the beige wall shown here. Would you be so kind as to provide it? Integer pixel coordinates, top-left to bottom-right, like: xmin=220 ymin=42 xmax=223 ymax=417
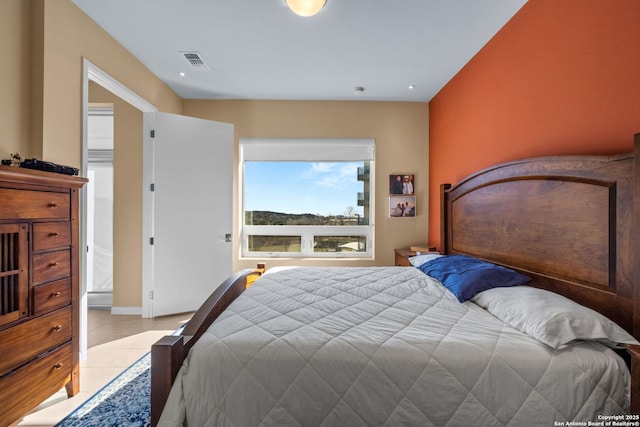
xmin=1 ymin=0 xmax=34 ymax=159
xmin=2 ymin=0 xmax=181 ymax=309
xmin=40 ymin=0 xmax=181 ymax=309
xmin=39 ymin=0 xmax=182 ymax=167
xmin=2 ymin=0 xmax=431 ymax=309
xmin=184 ymin=100 xmax=430 ymax=269
xmin=89 ymin=83 xmax=144 ymax=307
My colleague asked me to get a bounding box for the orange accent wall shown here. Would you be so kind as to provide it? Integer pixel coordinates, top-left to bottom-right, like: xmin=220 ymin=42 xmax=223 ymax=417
xmin=428 ymin=0 xmax=640 ymax=250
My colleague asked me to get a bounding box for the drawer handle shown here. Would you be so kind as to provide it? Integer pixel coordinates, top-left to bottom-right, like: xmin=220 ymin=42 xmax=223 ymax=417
xmin=53 ymin=363 xmax=64 ymax=370
xmin=49 ymin=232 xmax=59 ymax=237
xmin=52 ymin=324 xmax=63 ymax=332
xmin=48 ymin=203 xmax=58 ymax=208
xmin=48 ymin=262 xmax=59 ymax=268
xmin=51 ymin=291 xmax=62 ymax=297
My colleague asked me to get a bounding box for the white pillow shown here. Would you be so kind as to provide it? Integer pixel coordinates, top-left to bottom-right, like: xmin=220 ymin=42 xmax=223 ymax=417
xmin=472 ymin=286 xmax=638 ymax=349
xmin=408 ymin=253 xmax=442 ymax=267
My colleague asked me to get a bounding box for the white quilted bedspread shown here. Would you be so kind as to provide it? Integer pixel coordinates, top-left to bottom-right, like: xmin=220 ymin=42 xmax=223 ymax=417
xmin=158 ymin=267 xmax=630 ymax=427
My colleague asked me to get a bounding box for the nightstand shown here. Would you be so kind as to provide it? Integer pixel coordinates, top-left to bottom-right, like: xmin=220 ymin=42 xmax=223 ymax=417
xmin=394 ymin=249 xmax=416 ymax=266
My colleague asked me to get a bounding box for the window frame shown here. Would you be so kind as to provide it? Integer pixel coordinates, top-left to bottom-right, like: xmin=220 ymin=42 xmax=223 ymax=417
xmin=240 ymin=138 xmax=375 ymax=259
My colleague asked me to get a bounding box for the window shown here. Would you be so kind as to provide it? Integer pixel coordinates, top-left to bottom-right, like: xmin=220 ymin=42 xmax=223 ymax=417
xmin=241 ymin=138 xmax=374 ymax=258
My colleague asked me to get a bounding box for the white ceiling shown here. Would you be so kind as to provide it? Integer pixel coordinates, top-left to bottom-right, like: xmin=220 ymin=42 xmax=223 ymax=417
xmin=71 ymin=0 xmax=527 ymax=102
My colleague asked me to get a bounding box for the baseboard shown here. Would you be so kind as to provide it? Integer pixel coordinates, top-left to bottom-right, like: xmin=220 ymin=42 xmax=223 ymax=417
xmin=88 ymin=291 xmax=113 ymax=309
xmin=110 ymin=306 xmax=142 ymax=315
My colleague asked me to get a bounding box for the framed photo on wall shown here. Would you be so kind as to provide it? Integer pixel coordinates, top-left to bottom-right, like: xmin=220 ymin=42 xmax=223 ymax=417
xmin=389 ymin=195 xmax=416 ymax=218
xmin=389 ymin=174 xmax=414 ymax=195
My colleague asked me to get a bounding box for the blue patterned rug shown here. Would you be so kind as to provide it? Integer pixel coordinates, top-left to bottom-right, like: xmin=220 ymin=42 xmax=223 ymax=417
xmin=55 ymin=352 xmax=151 ymax=427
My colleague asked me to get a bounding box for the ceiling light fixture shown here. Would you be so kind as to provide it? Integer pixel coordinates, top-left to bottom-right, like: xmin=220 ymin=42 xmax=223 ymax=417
xmin=285 ymin=0 xmax=326 ymax=17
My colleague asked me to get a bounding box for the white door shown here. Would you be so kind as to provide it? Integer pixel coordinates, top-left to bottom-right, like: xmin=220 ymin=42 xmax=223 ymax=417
xmin=146 ymin=112 xmax=233 ymax=317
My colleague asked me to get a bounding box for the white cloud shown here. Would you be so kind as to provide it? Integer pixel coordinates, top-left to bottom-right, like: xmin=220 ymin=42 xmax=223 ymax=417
xmin=301 ymin=162 xmax=359 ymax=189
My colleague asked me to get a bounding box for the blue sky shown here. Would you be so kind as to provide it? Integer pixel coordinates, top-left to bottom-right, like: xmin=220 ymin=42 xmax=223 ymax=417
xmin=244 ymin=162 xmax=365 ymax=217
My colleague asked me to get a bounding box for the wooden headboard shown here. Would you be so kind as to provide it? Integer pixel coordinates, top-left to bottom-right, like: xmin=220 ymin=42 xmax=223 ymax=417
xmin=441 ymin=135 xmax=640 ymax=339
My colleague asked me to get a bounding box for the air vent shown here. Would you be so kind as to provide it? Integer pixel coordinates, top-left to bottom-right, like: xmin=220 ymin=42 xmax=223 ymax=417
xmin=180 ymin=51 xmax=210 ymax=70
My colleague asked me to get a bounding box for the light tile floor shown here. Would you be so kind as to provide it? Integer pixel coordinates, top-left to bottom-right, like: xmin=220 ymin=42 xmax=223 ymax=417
xmin=12 ymin=309 xmax=193 ymax=427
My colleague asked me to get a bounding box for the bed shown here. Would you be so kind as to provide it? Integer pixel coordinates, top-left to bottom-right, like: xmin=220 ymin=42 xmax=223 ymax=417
xmin=152 ymin=135 xmax=640 ymax=426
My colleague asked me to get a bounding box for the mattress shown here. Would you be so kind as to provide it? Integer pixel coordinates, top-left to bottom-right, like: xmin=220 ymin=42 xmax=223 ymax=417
xmin=158 ymin=266 xmax=630 ymax=427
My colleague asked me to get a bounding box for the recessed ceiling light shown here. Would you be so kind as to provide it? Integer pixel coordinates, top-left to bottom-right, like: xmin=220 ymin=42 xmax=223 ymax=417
xmin=178 ymin=72 xmax=186 ymax=77
xmin=353 ymin=86 xmax=365 ymax=93
xmin=408 ymin=85 xmax=416 ymax=90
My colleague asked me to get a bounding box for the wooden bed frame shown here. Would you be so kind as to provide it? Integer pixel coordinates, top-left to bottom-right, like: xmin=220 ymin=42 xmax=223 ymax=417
xmin=151 ymin=135 xmax=640 ymax=426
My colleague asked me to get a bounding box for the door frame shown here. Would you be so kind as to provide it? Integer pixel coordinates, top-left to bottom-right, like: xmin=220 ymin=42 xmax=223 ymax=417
xmin=81 ymin=59 xmax=158 ymax=358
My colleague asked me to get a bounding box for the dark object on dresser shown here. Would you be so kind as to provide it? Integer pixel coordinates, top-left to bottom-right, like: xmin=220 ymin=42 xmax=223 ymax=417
xmin=20 ymin=158 xmax=79 ymax=176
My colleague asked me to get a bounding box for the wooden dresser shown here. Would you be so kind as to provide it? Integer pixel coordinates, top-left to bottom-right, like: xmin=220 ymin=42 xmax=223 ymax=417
xmin=0 ymin=165 xmax=87 ymax=426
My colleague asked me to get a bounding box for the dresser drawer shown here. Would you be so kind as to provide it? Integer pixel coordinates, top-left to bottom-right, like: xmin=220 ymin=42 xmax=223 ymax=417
xmin=0 ymin=307 xmax=71 ymax=376
xmin=33 ymin=222 xmax=71 ymax=251
xmin=0 ymin=342 xmax=72 ymax=427
xmin=0 ymin=188 xmax=70 ymax=220
xmin=33 ymin=278 xmax=72 ymax=316
xmin=32 ymin=249 xmax=71 ymax=285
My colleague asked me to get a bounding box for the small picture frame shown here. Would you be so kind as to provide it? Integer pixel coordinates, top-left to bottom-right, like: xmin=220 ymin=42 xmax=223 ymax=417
xmin=389 ymin=195 xmax=416 ymax=217
xmin=389 ymin=174 xmax=414 ymax=195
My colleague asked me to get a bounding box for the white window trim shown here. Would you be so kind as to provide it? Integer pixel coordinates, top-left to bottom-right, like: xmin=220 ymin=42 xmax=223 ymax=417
xmin=243 ymin=225 xmax=372 ymax=258
xmin=240 ymin=138 xmax=375 ymax=259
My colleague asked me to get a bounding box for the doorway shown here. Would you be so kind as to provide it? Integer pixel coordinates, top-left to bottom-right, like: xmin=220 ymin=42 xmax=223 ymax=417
xmin=87 ymin=107 xmax=114 ymax=309
xmin=81 ymin=59 xmax=157 ymax=360
xmin=81 ymin=59 xmax=233 ymax=352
